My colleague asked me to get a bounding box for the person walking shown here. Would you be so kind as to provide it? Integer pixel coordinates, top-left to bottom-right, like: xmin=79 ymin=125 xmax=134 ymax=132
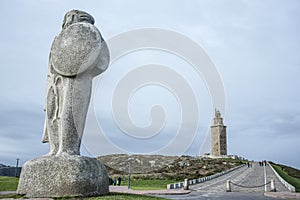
xmin=117 ymin=177 xmax=121 ymax=186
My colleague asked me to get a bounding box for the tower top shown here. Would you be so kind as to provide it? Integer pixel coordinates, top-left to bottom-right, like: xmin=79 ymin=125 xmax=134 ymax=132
xmin=213 ymin=108 xmax=224 ymax=126
xmin=215 ymin=108 xmax=221 ymax=118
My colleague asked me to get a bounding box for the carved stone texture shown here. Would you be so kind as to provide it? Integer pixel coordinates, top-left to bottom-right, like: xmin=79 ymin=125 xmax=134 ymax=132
xmin=41 ymin=9 xmax=109 ymax=157
xmin=17 ymin=10 xmax=110 ymax=197
xmin=51 ymin=22 xmax=102 ymax=76
xmin=17 ymin=155 xmax=109 ymax=197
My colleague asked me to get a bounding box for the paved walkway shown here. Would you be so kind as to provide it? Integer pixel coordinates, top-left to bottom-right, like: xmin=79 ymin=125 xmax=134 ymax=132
xmin=156 ymin=163 xmax=299 ymax=199
xmin=111 ymin=163 xmax=300 ymax=199
xmin=0 ymin=187 xmax=191 ymax=199
xmin=0 ymin=191 xmax=16 ymax=195
xmin=109 ymin=186 xmax=191 ymax=195
xmin=190 ymin=162 xmax=288 ymax=193
xmin=265 ymin=192 xmax=300 ymax=199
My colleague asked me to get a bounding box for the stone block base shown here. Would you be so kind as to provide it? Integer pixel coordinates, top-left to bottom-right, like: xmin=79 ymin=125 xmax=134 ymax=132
xmin=17 ymin=155 xmax=109 ymax=198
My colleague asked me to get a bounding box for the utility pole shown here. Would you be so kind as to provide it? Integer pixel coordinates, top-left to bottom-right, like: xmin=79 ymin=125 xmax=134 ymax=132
xmin=15 ymin=158 xmax=19 ymax=177
xmin=128 ymin=157 xmax=132 ymax=189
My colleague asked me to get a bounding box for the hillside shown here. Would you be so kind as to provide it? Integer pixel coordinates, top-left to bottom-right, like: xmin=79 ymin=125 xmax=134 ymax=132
xmin=97 ymin=154 xmax=244 ymax=181
xmin=97 ymin=154 xmax=178 ymax=174
xmin=275 ymin=164 xmax=300 ymax=179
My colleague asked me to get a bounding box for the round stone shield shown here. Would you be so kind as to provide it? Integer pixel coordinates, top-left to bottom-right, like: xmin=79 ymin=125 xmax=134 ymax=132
xmin=51 ymin=22 xmax=102 ymax=76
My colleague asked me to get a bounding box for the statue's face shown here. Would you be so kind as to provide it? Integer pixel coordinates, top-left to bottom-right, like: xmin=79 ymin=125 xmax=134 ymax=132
xmin=62 ymin=10 xmax=94 ymax=29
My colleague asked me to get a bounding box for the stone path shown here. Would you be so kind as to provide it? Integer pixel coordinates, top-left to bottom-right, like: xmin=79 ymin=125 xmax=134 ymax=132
xmin=190 ymin=162 xmax=289 ymax=193
xmin=0 ymin=191 xmax=15 ymax=195
xmin=109 ymin=186 xmax=190 ymax=195
xmin=232 ymin=163 xmax=288 ymax=192
xmin=155 ymin=162 xmax=296 ymax=199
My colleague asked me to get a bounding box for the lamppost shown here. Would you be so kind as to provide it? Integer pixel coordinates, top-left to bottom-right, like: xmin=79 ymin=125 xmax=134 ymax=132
xmin=128 ymin=157 xmax=132 ymax=189
xmin=15 ymin=158 xmax=19 ymax=177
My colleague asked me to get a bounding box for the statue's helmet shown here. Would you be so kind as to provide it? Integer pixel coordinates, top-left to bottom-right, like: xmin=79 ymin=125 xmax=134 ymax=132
xmin=62 ymin=10 xmax=95 ymax=29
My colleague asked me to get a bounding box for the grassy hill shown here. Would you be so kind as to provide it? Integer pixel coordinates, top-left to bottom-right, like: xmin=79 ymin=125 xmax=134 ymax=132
xmin=274 ymin=163 xmax=300 ymax=179
xmin=97 ymin=154 xmax=244 ymax=181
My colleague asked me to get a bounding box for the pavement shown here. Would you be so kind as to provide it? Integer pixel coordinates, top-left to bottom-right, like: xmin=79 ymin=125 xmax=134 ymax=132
xmin=264 ymin=192 xmax=300 ymax=199
xmin=0 ymin=191 xmax=15 ymax=195
xmin=109 ymin=185 xmax=191 ymax=195
xmin=0 ymin=189 xmax=299 ymax=199
xmin=110 ymin=186 xmax=300 ymax=199
xmin=0 ymin=187 xmax=191 ymax=199
xmin=155 ymin=163 xmax=300 ymax=199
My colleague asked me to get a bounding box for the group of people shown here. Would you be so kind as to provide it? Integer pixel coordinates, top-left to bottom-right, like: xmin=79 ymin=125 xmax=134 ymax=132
xmin=259 ymin=160 xmax=267 ymax=166
xmin=246 ymin=160 xmax=267 ymax=168
xmin=246 ymin=162 xmax=253 ymax=168
xmin=109 ymin=177 xmax=122 ymax=186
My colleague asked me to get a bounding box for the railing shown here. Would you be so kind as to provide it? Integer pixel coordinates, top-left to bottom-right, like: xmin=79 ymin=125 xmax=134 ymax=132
xmin=268 ymin=163 xmax=295 ymax=192
xmin=226 ymin=180 xmax=275 ymax=192
xmin=167 ymin=164 xmax=245 ymax=189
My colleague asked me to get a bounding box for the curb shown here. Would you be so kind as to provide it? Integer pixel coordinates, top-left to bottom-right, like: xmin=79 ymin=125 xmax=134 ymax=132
xmin=265 ymin=192 xmax=300 ymax=199
xmin=144 ymin=190 xmax=192 ymax=195
xmin=0 ymin=191 xmax=16 ymax=195
xmin=0 ymin=188 xmax=191 ymax=198
xmin=268 ymin=163 xmax=296 ymax=192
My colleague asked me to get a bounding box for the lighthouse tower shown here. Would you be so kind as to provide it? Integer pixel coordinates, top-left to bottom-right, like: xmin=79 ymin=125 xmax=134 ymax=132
xmin=211 ymin=109 xmax=227 ymax=156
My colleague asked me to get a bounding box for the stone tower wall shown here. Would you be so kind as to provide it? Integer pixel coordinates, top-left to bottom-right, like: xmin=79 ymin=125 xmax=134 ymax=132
xmin=211 ymin=110 xmax=227 ymax=156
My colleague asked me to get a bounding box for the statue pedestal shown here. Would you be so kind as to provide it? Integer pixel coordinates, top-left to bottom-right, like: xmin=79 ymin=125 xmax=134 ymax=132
xmin=17 ymin=155 xmax=109 ymax=198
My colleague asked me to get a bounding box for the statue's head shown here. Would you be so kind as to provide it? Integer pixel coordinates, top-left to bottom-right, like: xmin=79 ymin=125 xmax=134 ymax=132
xmin=62 ymin=10 xmax=95 ymax=29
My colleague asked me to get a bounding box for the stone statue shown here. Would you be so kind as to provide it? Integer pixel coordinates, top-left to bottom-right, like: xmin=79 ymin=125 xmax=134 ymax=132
xmin=42 ymin=10 xmax=109 ymax=156
xmin=17 ymin=10 xmax=109 ymax=197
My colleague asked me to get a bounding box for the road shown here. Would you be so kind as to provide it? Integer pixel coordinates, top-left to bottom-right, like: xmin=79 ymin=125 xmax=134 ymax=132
xmin=156 ymin=162 xmax=289 ymax=200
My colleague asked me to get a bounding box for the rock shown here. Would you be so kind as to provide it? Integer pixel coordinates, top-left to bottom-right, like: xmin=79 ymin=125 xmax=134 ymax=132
xmin=17 ymin=155 xmax=109 ymax=198
xmin=149 ymin=160 xmax=156 ymax=167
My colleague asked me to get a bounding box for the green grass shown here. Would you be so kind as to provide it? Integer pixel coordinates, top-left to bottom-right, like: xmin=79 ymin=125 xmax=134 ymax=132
xmin=271 ymin=164 xmax=300 ymax=192
xmin=120 ymin=179 xmax=176 ymax=190
xmin=0 ymin=177 xmax=169 ymax=199
xmin=0 ymin=176 xmax=170 ymax=199
xmin=275 ymin=164 xmax=300 ymax=179
xmin=0 ymin=176 xmax=18 ymax=191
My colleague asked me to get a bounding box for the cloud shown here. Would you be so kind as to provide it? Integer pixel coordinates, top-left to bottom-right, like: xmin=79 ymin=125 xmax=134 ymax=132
xmin=0 ymin=102 xmax=48 ymax=166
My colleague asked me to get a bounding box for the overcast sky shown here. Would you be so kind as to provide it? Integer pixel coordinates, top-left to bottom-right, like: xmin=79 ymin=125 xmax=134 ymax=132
xmin=0 ymin=0 xmax=299 ymax=169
